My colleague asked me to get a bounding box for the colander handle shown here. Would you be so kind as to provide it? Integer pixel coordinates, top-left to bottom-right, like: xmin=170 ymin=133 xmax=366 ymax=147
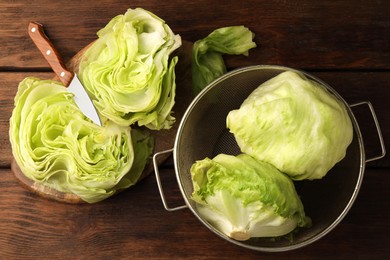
xmin=350 ymin=101 xmax=386 ymax=162
xmin=153 ymin=149 xmax=188 ymax=212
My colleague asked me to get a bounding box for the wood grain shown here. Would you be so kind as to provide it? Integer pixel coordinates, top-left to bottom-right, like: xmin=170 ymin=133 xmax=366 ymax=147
xmin=1 ymin=1 xmax=389 ymax=70
xmin=1 ymin=1 xmax=389 ymax=258
xmin=0 ymin=167 xmax=389 ymax=259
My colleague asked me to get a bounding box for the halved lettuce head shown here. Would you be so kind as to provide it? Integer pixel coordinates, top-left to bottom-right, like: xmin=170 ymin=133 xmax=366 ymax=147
xmin=227 ymin=71 xmax=353 ymax=180
xmin=191 ymin=153 xmax=310 ymax=240
xmin=79 ymin=8 xmax=181 ymax=130
xmin=9 ymin=77 xmax=153 ymax=203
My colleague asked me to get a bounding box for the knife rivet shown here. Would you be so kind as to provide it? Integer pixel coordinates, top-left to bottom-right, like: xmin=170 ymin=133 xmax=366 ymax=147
xmin=46 ymin=50 xmax=51 ymax=55
xmin=31 ymin=27 xmax=36 ymax=33
xmin=60 ymin=72 xmax=65 ymax=77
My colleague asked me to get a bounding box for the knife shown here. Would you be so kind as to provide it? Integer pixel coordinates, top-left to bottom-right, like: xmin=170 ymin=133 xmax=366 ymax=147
xmin=28 ymin=22 xmax=102 ymax=126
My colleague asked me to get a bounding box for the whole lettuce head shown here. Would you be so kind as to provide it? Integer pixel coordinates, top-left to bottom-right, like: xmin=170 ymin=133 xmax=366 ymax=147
xmin=79 ymin=8 xmax=182 ymax=130
xmin=191 ymin=153 xmax=309 ymax=241
xmin=9 ymin=77 xmax=153 ymax=203
xmin=227 ymin=71 xmax=353 ymax=180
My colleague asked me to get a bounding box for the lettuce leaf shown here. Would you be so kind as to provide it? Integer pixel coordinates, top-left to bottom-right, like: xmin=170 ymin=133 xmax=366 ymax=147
xmin=192 ymin=26 xmax=256 ymax=94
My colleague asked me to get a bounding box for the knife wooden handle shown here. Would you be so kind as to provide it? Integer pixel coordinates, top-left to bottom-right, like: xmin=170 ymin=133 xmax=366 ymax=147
xmin=28 ymin=22 xmax=73 ymax=87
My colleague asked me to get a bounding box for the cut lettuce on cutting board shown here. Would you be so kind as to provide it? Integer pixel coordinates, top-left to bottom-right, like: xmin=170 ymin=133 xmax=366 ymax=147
xmin=9 ymin=8 xmax=194 ymax=203
xmin=79 ymin=8 xmax=182 ymax=130
xmin=9 ymin=77 xmax=153 ymax=203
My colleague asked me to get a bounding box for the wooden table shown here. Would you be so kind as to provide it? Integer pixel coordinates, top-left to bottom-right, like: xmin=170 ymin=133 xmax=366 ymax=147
xmin=1 ymin=1 xmax=389 ymax=259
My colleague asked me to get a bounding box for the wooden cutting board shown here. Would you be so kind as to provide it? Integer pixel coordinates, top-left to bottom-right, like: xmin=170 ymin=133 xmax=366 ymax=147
xmin=11 ymin=40 xmax=194 ymax=203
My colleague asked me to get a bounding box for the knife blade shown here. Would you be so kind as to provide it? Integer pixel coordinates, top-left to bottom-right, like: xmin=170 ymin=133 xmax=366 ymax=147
xmin=28 ymin=22 xmax=102 ymax=126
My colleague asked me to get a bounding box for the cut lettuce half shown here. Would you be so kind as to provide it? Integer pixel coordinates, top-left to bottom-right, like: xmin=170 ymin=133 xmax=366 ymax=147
xmin=9 ymin=77 xmax=153 ymax=203
xmin=79 ymin=8 xmax=181 ymax=130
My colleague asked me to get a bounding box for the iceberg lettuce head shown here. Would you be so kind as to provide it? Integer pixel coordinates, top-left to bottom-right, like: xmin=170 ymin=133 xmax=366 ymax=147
xmin=9 ymin=77 xmax=153 ymax=203
xmin=191 ymin=153 xmax=309 ymax=240
xmin=79 ymin=8 xmax=181 ymax=129
xmin=227 ymin=71 xmax=353 ymax=180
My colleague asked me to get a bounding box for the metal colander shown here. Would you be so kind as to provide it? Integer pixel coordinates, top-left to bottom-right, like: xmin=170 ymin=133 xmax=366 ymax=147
xmin=153 ymin=65 xmax=385 ymax=252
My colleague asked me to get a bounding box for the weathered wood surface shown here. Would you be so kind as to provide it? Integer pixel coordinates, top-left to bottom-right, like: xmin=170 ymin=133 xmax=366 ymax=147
xmin=1 ymin=1 xmax=389 ymax=70
xmin=0 ymin=167 xmax=389 ymax=259
xmin=0 ymin=0 xmax=389 ymax=258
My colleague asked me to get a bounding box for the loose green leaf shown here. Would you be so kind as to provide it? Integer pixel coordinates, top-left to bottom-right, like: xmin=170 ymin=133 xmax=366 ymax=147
xmin=192 ymin=26 xmax=257 ymax=94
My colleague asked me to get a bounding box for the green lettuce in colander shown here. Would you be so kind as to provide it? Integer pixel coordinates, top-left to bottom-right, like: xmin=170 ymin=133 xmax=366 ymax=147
xmin=191 ymin=153 xmax=310 ymax=240
xmin=79 ymin=8 xmax=181 ymax=130
xmin=227 ymin=71 xmax=353 ymax=180
xmin=9 ymin=77 xmax=153 ymax=203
